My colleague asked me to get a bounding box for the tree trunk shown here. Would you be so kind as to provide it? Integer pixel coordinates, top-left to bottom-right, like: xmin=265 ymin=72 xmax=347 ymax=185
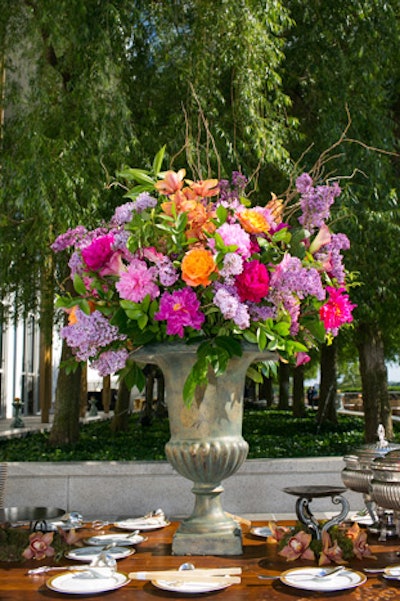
xmin=39 ymin=259 xmax=54 ymax=423
xmin=278 ymin=361 xmax=290 ymax=410
xmin=111 ymin=379 xmax=131 ymax=433
xmin=317 ymin=341 xmax=338 ymax=426
xmin=79 ymin=364 xmax=87 ymax=418
xmin=102 ymin=375 xmax=111 ymax=414
xmin=260 ymin=376 xmax=274 ymax=407
xmin=49 ymin=337 xmax=82 ymax=445
xmin=358 ymin=323 xmax=392 ymax=442
xmin=292 ymin=365 xmax=305 ymax=417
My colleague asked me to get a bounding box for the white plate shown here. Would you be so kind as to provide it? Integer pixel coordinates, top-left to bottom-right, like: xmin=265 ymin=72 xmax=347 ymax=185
xmin=85 ymin=533 xmax=147 ymax=546
xmin=250 ymin=526 xmax=272 ymax=538
xmin=349 ymin=512 xmax=374 ymax=526
xmin=151 ymin=578 xmax=233 ymax=594
xmin=280 ymin=567 xmax=367 ymax=592
xmin=113 ymin=518 xmax=170 ymax=531
xmin=384 ymin=566 xmax=400 ymax=579
xmin=65 ymin=545 xmax=135 ymax=562
xmin=46 ymin=571 xmax=129 ymax=594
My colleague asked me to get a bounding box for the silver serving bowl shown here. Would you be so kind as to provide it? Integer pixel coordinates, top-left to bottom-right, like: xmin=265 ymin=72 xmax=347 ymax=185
xmin=371 ymin=449 xmax=400 ymax=510
xmin=341 ymin=441 xmax=400 ymax=494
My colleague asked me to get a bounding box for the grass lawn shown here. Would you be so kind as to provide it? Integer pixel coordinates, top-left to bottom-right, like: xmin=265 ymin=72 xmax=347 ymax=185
xmin=0 ymin=409 xmax=390 ymax=462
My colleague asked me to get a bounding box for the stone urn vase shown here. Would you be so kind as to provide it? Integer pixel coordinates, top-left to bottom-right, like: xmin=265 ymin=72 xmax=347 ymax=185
xmin=132 ymin=342 xmax=275 ymax=556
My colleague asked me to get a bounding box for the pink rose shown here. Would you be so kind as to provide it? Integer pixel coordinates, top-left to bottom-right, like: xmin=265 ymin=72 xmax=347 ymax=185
xmin=235 ymin=260 xmax=269 ymax=303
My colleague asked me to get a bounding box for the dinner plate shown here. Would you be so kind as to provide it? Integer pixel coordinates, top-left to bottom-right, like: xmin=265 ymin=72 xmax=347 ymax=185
xmin=46 ymin=571 xmax=129 ymax=594
xmin=280 ymin=567 xmax=367 ymax=592
xmin=384 ymin=566 xmax=400 ymax=580
xmin=85 ymin=533 xmax=147 ymax=546
xmin=250 ymin=526 xmax=272 ymax=538
xmin=113 ymin=517 xmax=170 ymax=531
xmin=65 ymin=545 xmax=135 ymax=562
xmin=151 ymin=578 xmax=233 ymax=594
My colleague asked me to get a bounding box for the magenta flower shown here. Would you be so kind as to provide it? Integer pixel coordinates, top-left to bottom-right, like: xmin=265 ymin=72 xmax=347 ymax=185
xmin=81 ymin=234 xmax=115 ymax=271
xmin=154 ymin=288 xmax=205 ymax=337
xmin=116 ymin=259 xmax=160 ymax=303
xmin=319 ymin=287 xmax=356 ymax=335
xmin=235 ymin=260 xmax=270 ymax=303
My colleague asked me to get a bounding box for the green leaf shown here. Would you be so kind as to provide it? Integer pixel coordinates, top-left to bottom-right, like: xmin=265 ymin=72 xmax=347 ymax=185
xmin=73 ymin=274 xmax=87 ymax=296
xmin=138 ymin=314 xmax=148 ymax=330
xmin=153 ymin=145 xmax=166 ymax=175
xmin=216 ymin=205 xmax=228 ymax=224
xmin=214 ymin=336 xmax=242 ymax=357
xmin=246 ymin=366 xmax=263 ymax=383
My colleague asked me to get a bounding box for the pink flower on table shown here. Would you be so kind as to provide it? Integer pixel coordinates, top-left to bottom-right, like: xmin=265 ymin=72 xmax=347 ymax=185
xmin=345 ymin=523 xmax=376 ymax=560
xmin=154 ymin=288 xmax=205 ymax=337
xmin=235 ymin=260 xmax=270 ymax=303
xmin=268 ymin=521 xmax=291 ymax=543
xmin=278 ymin=530 xmax=315 ymax=561
xmin=81 ymin=234 xmax=115 ymax=272
xmin=22 ymin=532 xmax=55 ymax=561
xmin=319 ymin=531 xmax=346 ymax=566
xmin=116 ymin=258 xmax=160 ymax=303
xmin=319 ymin=287 xmax=356 ymax=336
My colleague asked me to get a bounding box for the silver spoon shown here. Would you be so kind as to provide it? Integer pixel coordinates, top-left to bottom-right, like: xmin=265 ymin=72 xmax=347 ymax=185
xmin=126 ymin=529 xmax=140 ymax=539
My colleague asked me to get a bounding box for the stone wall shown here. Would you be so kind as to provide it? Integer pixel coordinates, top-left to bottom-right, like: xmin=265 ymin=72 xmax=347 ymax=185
xmin=3 ymin=457 xmax=362 ymax=520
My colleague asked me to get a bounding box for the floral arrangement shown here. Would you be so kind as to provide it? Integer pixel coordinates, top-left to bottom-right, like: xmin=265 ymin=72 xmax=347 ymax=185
xmin=0 ymin=526 xmax=80 ymax=563
xmin=52 ymin=147 xmax=355 ymax=402
xmin=268 ymin=521 xmax=376 ymax=566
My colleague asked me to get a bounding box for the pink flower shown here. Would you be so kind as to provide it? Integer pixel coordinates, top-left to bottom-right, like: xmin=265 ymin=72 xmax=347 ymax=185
xmin=116 ymin=259 xmax=160 ymax=303
xmin=268 ymin=521 xmax=292 ymax=543
xmin=154 ymin=288 xmax=205 ymax=337
xmin=345 ymin=523 xmax=376 ymax=560
xmin=319 ymin=531 xmax=346 ymax=566
xmin=296 ymin=352 xmax=311 ymax=367
xmin=22 ymin=532 xmax=55 ymax=561
xmin=81 ymin=234 xmax=115 ymax=271
xmin=235 ymin=260 xmax=270 ymax=303
xmin=319 ymin=287 xmax=356 ymax=335
xmin=278 ymin=531 xmax=315 ymax=561
xmin=309 ymin=223 xmax=332 ymax=254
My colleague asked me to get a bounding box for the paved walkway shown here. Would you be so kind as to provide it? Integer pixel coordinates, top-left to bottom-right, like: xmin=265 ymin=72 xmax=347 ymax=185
xmin=0 ymin=412 xmax=112 ymax=440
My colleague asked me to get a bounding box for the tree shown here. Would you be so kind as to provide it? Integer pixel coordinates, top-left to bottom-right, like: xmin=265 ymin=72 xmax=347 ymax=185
xmin=283 ymin=0 xmax=400 ymax=440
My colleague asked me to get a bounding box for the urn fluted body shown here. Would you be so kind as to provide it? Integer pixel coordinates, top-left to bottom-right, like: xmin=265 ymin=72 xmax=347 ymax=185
xmin=132 ymin=342 xmax=275 ymax=555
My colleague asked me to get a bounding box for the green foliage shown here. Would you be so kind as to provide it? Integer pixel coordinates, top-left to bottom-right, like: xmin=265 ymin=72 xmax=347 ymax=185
xmin=0 ymin=410 xmax=384 ymax=462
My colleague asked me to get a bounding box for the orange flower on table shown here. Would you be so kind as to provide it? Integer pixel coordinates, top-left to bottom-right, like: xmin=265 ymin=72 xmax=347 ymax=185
xmin=319 ymin=530 xmax=346 ymax=566
xmin=278 ymin=531 xmax=315 ymax=561
xmin=238 ymin=208 xmax=270 ymax=235
xmin=155 ymin=169 xmax=186 ymax=195
xmin=181 ymin=248 xmax=217 ymax=287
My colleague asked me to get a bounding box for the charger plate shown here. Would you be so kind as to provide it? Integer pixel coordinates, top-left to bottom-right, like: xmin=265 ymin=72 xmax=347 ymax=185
xmin=113 ymin=517 xmax=170 ymax=531
xmin=280 ymin=567 xmax=366 ymax=592
xmin=46 ymin=571 xmax=129 ymax=594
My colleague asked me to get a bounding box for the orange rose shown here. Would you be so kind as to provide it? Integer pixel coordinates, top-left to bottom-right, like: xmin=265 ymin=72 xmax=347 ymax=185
xmin=181 ymin=248 xmax=217 ymax=287
xmin=238 ymin=208 xmax=270 ymax=234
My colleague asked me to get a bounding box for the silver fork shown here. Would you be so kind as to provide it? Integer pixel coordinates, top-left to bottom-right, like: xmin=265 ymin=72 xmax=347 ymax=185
xmin=258 ymin=565 xmax=347 ymax=581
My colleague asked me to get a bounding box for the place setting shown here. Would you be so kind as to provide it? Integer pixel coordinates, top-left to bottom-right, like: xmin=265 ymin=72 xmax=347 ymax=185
xmin=113 ymin=508 xmax=171 ymax=532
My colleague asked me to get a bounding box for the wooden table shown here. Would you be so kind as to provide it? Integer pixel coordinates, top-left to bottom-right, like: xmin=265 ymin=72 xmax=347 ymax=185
xmin=1 ymin=521 xmax=400 ymax=600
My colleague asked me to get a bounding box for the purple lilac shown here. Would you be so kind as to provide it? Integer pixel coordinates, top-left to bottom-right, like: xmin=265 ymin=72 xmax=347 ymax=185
xmin=323 ymin=233 xmax=350 ymax=284
xmin=116 ymin=259 xmax=160 ymax=303
xmin=158 ymin=258 xmax=179 ymax=287
xmin=51 ymin=226 xmax=88 ymax=252
xmin=68 ymin=251 xmax=85 ymax=278
xmin=213 ymin=287 xmax=240 ymax=319
xmin=248 ymin=304 xmax=277 ymax=322
xmin=232 ymin=303 xmax=250 ymax=329
xmin=297 ymin=174 xmax=341 ymax=231
xmin=91 ymin=348 xmax=129 ymax=377
xmin=132 ymin=192 xmax=157 ymax=212
xmin=220 ymin=253 xmax=243 ymax=278
xmin=110 ymin=202 xmax=135 ymax=226
xmin=61 ymin=309 xmax=126 ymax=361
xmin=270 ymin=254 xmax=325 ymax=301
